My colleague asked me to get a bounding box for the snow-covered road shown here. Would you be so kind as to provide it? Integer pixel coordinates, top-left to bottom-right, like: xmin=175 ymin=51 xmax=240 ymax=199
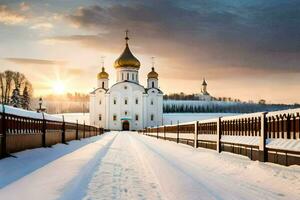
xmin=0 ymin=132 xmax=299 ymax=200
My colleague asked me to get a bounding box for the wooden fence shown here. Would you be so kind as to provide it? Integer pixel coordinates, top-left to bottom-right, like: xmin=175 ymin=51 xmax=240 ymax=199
xmin=0 ymin=108 xmax=104 ymax=158
xmin=140 ymin=109 xmax=300 ymax=166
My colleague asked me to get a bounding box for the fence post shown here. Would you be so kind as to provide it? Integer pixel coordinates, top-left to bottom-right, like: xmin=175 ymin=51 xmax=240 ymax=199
xmin=194 ymin=121 xmax=198 ymax=148
xmin=1 ymin=104 xmax=7 ymax=158
xmin=217 ymin=117 xmax=222 ymax=153
xmin=62 ymin=116 xmax=66 ymax=144
xmin=41 ymin=112 xmax=46 ymax=147
xmin=83 ymin=121 xmax=86 ymax=138
xmin=177 ymin=121 xmax=179 ymax=143
xmin=76 ymin=120 xmax=79 ymax=140
xmin=259 ymin=112 xmax=267 ymax=162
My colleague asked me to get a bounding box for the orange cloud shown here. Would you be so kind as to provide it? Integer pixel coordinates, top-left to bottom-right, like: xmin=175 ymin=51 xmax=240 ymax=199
xmin=0 ymin=5 xmax=26 ymax=25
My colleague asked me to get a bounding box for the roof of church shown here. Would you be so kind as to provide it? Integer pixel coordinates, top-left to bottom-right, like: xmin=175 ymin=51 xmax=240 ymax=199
xmin=114 ymin=32 xmax=140 ymax=69
xmin=97 ymin=67 xmax=109 ymax=79
xmin=147 ymin=67 xmax=158 ymax=79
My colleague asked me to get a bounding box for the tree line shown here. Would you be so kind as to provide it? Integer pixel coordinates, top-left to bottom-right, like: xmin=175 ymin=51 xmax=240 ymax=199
xmin=0 ymin=70 xmax=33 ymax=109
xmin=163 ymin=102 xmax=300 ymax=113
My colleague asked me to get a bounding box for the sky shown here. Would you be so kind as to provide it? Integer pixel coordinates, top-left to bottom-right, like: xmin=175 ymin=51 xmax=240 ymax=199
xmin=0 ymin=0 xmax=300 ymax=104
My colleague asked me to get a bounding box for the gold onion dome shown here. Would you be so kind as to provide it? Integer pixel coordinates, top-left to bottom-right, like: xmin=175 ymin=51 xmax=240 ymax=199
xmin=97 ymin=67 xmax=109 ymax=79
xmin=114 ymin=33 xmax=140 ymax=69
xmin=148 ymin=67 xmax=158 ymax=79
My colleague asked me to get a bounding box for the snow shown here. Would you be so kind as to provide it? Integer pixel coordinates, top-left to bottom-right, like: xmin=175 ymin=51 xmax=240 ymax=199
xmin=221 ymin=136 xmax=260 ymax=146
xmin=163 ymin=113 xmax=236 ymax=125
xmin=52 ymin=112 xmax=237 ymax=126
xmin=0 ymin=104 xmax=62 ymax=121
xmin=266 ymin=139 xmax=300 ymax=152
xmin=54 ymin=112 xmax=90 ymax=125
xmin=0 ymin=132 xmax=299 ymax=200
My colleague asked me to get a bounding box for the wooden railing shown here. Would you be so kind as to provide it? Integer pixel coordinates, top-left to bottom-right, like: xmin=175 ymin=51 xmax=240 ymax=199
xmin=140 ymin=108 xmax=300 ymax=166
xmin=0 ymin=106 xmax=104 ymax=158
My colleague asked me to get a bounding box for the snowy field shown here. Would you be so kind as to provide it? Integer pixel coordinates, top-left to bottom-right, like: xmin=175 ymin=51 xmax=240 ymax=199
xmin=54 ymin=112 xmax=237 ymax=125
xmin=0 ymin=132 xmax=299 ymax=200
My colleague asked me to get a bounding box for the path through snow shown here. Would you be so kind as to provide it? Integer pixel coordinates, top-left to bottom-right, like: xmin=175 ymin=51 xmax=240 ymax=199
xmin=0 ymin=132 xmax=299 ymax=200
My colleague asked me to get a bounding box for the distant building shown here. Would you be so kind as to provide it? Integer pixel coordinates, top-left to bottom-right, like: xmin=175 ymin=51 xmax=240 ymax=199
xmin=196 ymin=78 xmax=212 ymax=101
xmin=89 ymin=32 xmax=163 ymax=130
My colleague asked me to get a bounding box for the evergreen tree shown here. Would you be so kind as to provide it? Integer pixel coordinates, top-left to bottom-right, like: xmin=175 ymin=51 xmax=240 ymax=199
xmin=22 ymin=86 xmax=30 ymax=110
xmin=10 ymin=87 xmax=21 ymax=107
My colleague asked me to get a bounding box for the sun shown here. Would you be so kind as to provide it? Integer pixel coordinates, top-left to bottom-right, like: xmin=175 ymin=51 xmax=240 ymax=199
xmin=52 ymin=81 xmax=65 ymax=94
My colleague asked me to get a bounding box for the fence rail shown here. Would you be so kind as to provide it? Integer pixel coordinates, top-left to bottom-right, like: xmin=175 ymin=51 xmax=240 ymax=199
xmin=0 ymin=108 xmax=104 ymax=158
xmin=140 ymin=109 xmax=300 ymax=166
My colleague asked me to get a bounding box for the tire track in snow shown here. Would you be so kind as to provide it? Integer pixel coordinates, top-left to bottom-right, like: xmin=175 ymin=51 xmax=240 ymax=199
xmin=82 ymin=132 xmax=164 ymax=200
xmin=59 ymin=133 xmax=118 ymax=200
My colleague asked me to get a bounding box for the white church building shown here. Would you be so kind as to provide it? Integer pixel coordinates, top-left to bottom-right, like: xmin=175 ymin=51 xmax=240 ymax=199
xmin=89 ymin=33 xmax=163 ymax=131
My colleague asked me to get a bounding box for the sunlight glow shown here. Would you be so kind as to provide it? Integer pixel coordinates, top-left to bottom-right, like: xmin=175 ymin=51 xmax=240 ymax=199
xmin=52 ymin=81 xmax=65 ymax=94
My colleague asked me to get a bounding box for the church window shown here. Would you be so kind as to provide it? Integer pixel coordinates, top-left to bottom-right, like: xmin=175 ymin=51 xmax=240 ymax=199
xmin=99 ymin=100 xmax=101 ymax=105
xmin=132 ymin=73 xmax=134 ymax=80
xmin=114 ymin=99 xmax=117 ymax=105
xmin=125 ymin=111 xmax=128 ymax=115
xmin=151 ymin=114 xmax=154 ymax=121
xmin=99 ymin=114 xmax=102 ymax=121
xmin=151 ymin=99 xmax=154 ymax=105
xmin=152 ymin=81 xmax=154 ymax=88
xmin=113 ymin=115 xmax=117 ymax=121
xmin=125 ymin=99 xmax=128 ymax=105
xmin=122 ymin=73 xmax=124 ymax=80
xmin=135 ymin=114 xmax=139 ymax=121
xmin=102 ymin=81 xmax=104 ymax=88
xmin=127 ymin=73 xmax=129 ymax=80
xmin=135 ymin=98 xmax=138 ymax=104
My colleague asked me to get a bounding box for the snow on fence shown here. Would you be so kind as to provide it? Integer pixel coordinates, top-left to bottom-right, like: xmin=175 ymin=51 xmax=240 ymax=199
xmin=0 ymin=105 xmax=104 ymax=158
xmin=140 ymin=108 xmax=300 ymax=166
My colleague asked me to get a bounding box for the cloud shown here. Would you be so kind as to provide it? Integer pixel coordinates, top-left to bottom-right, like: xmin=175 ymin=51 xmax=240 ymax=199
xmin=19 ymin=2 xmax=30 ymax=12
xmin=30 ymin=22 xmax=53 ymax=30
xmin=4 ymin=58 xmax=66 ymax=65
xmin=60 ymin=1 xmax=300 ymax=79
xmin=0 ymin=5 xmax=26 ymax=25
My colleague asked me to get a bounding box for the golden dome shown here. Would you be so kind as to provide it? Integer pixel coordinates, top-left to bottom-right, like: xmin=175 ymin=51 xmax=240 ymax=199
xmin=148 ymin=67 xmax=158 ymax=79
xmin=114 ymin=33 xmax=140 ymax=69
xmin=97 ymin=67 xmax=109 ymax=79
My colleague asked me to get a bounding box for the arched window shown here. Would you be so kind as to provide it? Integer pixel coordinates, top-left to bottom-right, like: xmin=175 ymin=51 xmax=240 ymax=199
xmin=135 ymin=98 xmax=138 ymax=104
xmin=122 ymin=73 xmax=124 ymax=80
xmin=127 ymin=73 xmax=129 ymax=80
xmin=152 ymin=81 xmax=154 ymax=88
xmin=125 ymin=111 xmax=128 ymax=115
xmin=132 ymin=73 xmax=134 ymax=80
xmin=150 ymin=99 xmax=154 ymax=105
xmin=125 ymin=98 xmax=128 ymax=105
xmin=102 ymin=81 xmax=104 ymax=88
xmin=113 ymin=115 xmax=117 ymax=121
xmin=99 ymin=99 xmax=101 ymax=105
xmin=99 ymin=114 xmax=102 ymax=121
xmin=151 ymin=114 xmax=154 ymax=121
xmin=113 ymin=98 xmax=117 ymax=105
xmin=135 ymin=114 xmax=139 ymax=121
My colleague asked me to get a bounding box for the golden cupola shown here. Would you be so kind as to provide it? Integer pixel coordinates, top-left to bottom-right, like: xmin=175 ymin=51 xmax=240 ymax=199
xmin=97 ymin=67 xmax=109 ymax=79
xmin=114 ymin=32 xmax=140 ymax=69
xmin=148 ymin=67 xmax=158 ymax=79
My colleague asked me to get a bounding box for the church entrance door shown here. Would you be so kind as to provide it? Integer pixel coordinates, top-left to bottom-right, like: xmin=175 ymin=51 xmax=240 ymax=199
xmin=122 ymin=120 xmax=130 ymax=131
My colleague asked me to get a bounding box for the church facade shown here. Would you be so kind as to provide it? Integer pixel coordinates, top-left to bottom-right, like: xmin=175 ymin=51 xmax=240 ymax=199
xmin=89 ymin=34 xmax=163 ymax=131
